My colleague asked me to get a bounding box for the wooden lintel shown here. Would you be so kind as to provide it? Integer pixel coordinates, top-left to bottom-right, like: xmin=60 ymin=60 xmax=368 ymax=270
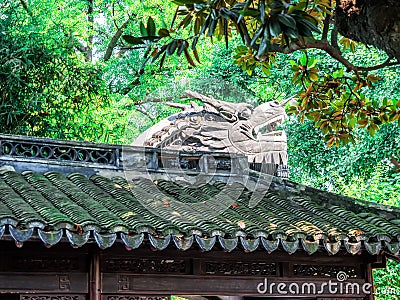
xmin=0 ymin=273 xmax=88 ymax=293
xmin=102 ymin=273 xmax=371 ymax=297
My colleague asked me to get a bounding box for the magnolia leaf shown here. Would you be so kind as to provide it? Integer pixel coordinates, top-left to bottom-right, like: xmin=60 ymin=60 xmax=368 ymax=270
xmin=193 ymin=47 xmax=201 ymax=63
xmin=166 ymin=40 xmax=178 ymax=56
xmin=269 ymin=20 xmax=282 ymax=37
xmin=177 ymin=40 xmax=188 ymax=56
xmin=184 ymin=48 xmax=196 ymax=67
xmin=172 ymin=0 xmax=205 ymax=4
xmin=152 ymin=44 xmax=168 ymax=62
xmin=159 ymin=52 xmax=167 ymax=69
xmin=277 ymin=14 xmax=297 ymax=29
xmin=139 ymin=21 xmax=147 ymax=36
xmin=158 ymin=28 xmax=170 ymax=37
xmin=122 ymin=35 xmax=144 ymax=45
xmin=147 ymin=17 xmax=156 ymax=36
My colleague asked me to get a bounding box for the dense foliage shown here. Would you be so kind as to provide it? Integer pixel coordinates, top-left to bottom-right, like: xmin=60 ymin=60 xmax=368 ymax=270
xmin=124 ymin=0 xmax=400 ymax=146
xmin=0 ymin=1 xmax=111 ymax=140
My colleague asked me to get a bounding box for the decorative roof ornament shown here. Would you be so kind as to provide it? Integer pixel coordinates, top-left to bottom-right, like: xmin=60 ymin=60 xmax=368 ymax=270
xmin=133 ymin=90 xmax=288 ymax=165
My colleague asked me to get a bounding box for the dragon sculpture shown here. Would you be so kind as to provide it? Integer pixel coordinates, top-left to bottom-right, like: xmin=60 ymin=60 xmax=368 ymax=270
xmin=132 ymin=91 xmax=287 ymax=165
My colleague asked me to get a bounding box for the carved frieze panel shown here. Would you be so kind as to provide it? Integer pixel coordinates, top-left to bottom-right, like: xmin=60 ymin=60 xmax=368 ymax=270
xmin=102 ymin=258 xmax=187 ymax=274
xmin=293 ymin=264 xmax=359 ymax=278
xmin=103 ymin=296 xmax=168 ymax=300
xmin=0 ymin=257 xmax=81 ymax=272
xmin=1 ymin=140 xmax=117 ymax=165
xmin=0 ymin=273 xmax=88 ymax=293
xmin=118 ymin=275 xmax=130 ymax=291
xmin=20 ymin=295 xmax=85 ymax=300
xmin=203 ymin=261 xmax=277 ymax=276
xmin=59 ymin=275 xmax=71 ymax=290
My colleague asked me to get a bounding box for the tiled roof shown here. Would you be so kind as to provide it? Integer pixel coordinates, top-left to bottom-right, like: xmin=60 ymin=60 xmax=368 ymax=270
xmin=0 ymin=169 xmax=399 ymax=257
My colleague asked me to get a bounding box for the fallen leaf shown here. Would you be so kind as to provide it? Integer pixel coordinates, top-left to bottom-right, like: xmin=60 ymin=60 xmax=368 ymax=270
xmin=121 ymin=211 xmax=136 ymax=218
xmin=237 ymin=220 xmax=246 ymax=229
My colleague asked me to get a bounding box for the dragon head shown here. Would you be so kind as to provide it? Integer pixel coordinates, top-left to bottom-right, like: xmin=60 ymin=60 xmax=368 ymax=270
xmin=132 ymin=91 xmax=288 ymax=165
xmin=249 ymin=100 xmax=287 ymax=142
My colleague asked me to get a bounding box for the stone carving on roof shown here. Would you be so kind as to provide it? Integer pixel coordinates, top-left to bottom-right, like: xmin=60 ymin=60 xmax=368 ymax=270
xmin=132 ymin=91 xmax=288 ymax=165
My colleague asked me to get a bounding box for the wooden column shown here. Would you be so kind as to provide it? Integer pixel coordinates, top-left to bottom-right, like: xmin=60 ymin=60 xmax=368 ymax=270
xmin=90 ymin=248 xmax=101 ymax=300
xmin=366 ymin=263 xmax=375 ymax=300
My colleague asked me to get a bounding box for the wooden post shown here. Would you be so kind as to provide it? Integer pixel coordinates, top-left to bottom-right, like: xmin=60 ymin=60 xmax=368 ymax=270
xmin=366 ymin=263 xmax=375 ymax=300
xmin=90 ymin=248 xmax=101 ymax=300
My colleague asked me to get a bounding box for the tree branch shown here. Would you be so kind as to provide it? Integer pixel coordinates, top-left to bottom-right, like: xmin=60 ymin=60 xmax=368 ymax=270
xmin=270 ymin=40 xmax=400 ymax=73
xmin=356 ymin=58 xmax=400 ymax=72
xmin=134 ymin=94 xmax=188 ymax=105
xmin=390 ymin=156 xmax=400 ymax=171
xmin=330 ymin=19 xmax=340 ymax=51
xmin=19 ymin=0 xmax=31 ymax=15
xmin=104 ymin=17 xmax=133 ymax=61
xmin=86 ymin=0 xmax=94 ymax=62
xmin=238 ymin=19 xmax=252 ymax=48
xmin=135 ymin=107 xmax=154 ymax=121
xmin=321 ymin=14 xmax=331 ymax=41
xmin=74 ymin=42 xmax=90 ymax=55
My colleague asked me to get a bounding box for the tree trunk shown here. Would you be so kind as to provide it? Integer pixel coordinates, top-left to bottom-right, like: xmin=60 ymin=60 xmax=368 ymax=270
xmin=86 ymin=0 xmax=94 ymax=62
xmin=335 ymin=0 xmax=400 ymax=60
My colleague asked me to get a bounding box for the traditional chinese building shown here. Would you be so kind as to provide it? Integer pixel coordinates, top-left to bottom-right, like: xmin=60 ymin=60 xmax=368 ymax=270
xmin=0 ymin=94 xmax=399 ymax=300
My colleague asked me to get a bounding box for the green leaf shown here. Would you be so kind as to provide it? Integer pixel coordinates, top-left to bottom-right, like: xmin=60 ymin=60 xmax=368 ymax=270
xmin=193 ymin=47 xmax=200 ymax=63
xmin=259 ymin=0 xmax=265 ymax=24
xmin=219 ymin=8 xmax=238 ymax=22
xmin=184 ymin=48 xmax=196 ymax=67
xmin=271 ymin=0 xmax=285 ymax=12
xmin=237 ymin=0 xmax=253 ymax=23
xmin=269 ymin=20 xmax=282 ymax=37
xmin=139 ymin=22 xmax=147 ymax=36
xmin=166 ymin=40 xmax=178 ymax=56
xmin=208 ymin=18 xmax=218 ymax=37
xmin=158 ymin=28 xmax=170 ymax=38
xmin=194 ymin=17 xmax=201 ymax=35
xmin=152 ymin=44 xmax=168 ymax=62
xmin=299 ymin=19 xmax=321 ymax=34
xmin=122 ymin=35 xmax=144 ymax=45
xmin=178 ymin=14 xmax=193 ymax=29
xmin=333 ymin=69 xmax=343 ymax=78
xmin=172 ymin=0 xmax=205 ymax=4
xmin=261 ymin=63 xmax=270 ymax=75
xmin=159 ymin=52 xmax=167 ymax=69
xmin=177 ymin=40 xmax=189 ymax=56
xmin=256 ymin=36 xmax=269 ymax=59
xmin=147 ymin=17 xmax=156 ymax=36
xmin=140 ymin=36 xmax=160 ymax=41
xmin=307 ymin=57 xmax=317 ymax=68
xmin=277 ymin=14 xmax=296 ymax=29
xmin=297 ymin=24 xmax=313 ymax=37
xmin=284 ymin=27 xmax=299 ymax=39
xmin=192 ymin=36 xmax=199 ymax=49
xmin=238 ymin=8 xmax=260 ymax=18
xmin=223 ymin=18 xmax=229 ymax=49
xmin=300 ymin=53 xmax=307 ymax=66
xmin=200 ymin=14 xmax=212 ymax=35
xmin=250 ymin=25 xmax=264 ymax=48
